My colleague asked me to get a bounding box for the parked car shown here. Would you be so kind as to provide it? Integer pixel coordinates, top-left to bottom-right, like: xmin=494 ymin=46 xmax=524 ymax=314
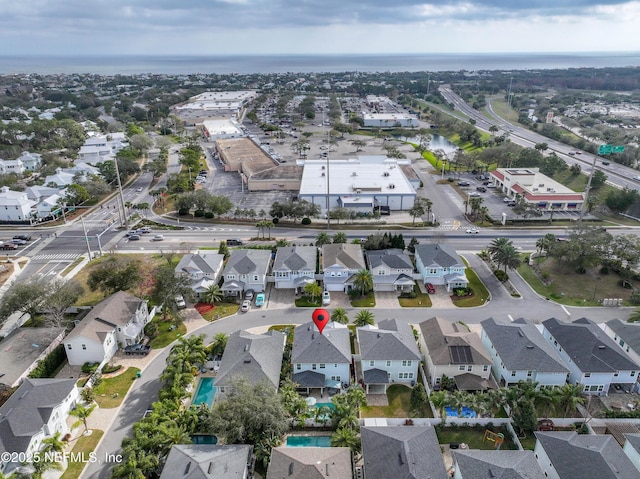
xmin=469 ymin=191 xmax=481 ymax=198
xmin=129 ymin=234 xmax=141 ymax=241
xmin=13 ymin=234 xmax=31 ymax=241
xmin=226 ymin=239 xmax=243 ymax=246
xmin=322 ymin=291 xmax=331 ymax=306
xmin=151 ymin=234 xmax=165 ymax=241
xmin=241 ymin=300 xmax=251 ymax=312
xmin=255 ymin=293 xmax=265 ymax=307
xmin=245 ymin=289 xmax=255 ymax=300
xmin=457 ymin=181 xmax=470 ymax=187
xmin=125 ymin=230 xmax=138 ymax=236
xmin=175 ymin=295 xmax=186 ymax=309
xmin=426 ymin=283 xmax=436 ymax=294
xmin=503 ymin=197 xmax=513 ymax=203
xmin=476 ymin=186 xmax=487 ymax=192
xmin=124 ymin=344 xmax=151 ymax=356
xmin=138 ymin=226 xmax=152 ymax=234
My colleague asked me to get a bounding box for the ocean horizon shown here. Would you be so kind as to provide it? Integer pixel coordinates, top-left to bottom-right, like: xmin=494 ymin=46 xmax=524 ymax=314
xmin=1 ymin=52 xmax=640 ymax=75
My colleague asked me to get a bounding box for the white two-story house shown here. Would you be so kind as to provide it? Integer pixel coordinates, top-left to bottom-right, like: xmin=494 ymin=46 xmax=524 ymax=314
xmin=602 ymin=319 xmax=640 ymax=372
xmin=64 ymin=291 xmax=151 ymax=366
xmin=322 ymin=243 xmax=366 ymax=292
xmin=0 ymin=378 xmax=79 ymax=476
xmin=542 ymin=317 xmax=639 ymax=394
xmin=221 ymin=249 xmax=272 ymax=297
xmin=292 ymin=321 xmax=351 ymax=395
xmin=357 ymin=318 xmax=420 ymax=393
xmin=365 ymin=248 xmax=415 ymax=292
xmin=419 ymin=317 xmax=493 ymax=390
xmin=481 ymin=318 xmax=569 ymax=388
xmin=0 ymin=186 xmax=36 ymax=222
xmin=414 ymin=243 xmax=468 ymax=292
xmin=272 ymin=246 xmax=316 ymax=291
xmin=175 ymin=252 xmax=225 ymax=299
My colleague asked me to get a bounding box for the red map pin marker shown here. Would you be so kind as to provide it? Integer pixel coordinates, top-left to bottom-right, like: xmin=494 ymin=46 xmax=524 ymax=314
xmin=312 ymin=308 xmax=330 ymax=334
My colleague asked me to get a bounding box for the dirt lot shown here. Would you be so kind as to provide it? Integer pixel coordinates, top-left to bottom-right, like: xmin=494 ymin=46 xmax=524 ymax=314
xmin=0 ymin=262 xmax=15 ymax=287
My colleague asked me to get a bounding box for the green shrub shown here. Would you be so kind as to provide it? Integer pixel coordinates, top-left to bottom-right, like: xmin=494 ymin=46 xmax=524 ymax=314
xmin=102 ymin=364 xmax=122 ymax=374
xmin=272 ymin=217 xmax=279 ymax=224
xmin=178 ymin=207 xmax=190 ymax=216
xmin=144 ymin=321 xmax=159 ymax=338
xmin=82 ymin=362 xmax=100 ymax=374
xmin=204 ymin=211 xmax=214 ymax=219
xmin=28 ymin=344 xmax=66 ymax=378
xmin=301 ymin=217 xmax=311 ymax=225
xmin=494 ymin=270 xmax=509 ymax=282
xmin=194 ymin=209 xmax=205 ymax=217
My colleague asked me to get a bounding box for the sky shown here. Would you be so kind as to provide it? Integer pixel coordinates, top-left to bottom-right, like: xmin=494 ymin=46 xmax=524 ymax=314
xmin=1 ymin=0 xmax=639 ymax=56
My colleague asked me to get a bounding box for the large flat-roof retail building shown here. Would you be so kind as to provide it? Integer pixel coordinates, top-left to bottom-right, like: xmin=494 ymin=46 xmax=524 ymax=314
xmin=298 ymin=156 xmax=417 ymax=213
xmin=362 ymin=113 xmax=419 ymax=129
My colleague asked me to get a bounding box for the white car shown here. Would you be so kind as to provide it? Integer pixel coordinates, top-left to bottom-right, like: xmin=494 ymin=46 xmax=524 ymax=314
xmin=241 ymin=300 xmax=251 ymax=313
xmin=175 ymin=295 xmax=186 ymax=309
xmin=151 ymin=234 xmax=164 ymax=241
xmin=466 ymin=228 xmax=480 ymax=234
xmin=322 ymin=291 xmax=331 ymax=306
xmin=135 ymin=187 xmax=143 ymax=192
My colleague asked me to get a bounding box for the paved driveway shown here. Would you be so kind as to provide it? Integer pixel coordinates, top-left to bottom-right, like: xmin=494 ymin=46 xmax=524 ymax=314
xmin=374 ymin=291 xmax=400 ymax=308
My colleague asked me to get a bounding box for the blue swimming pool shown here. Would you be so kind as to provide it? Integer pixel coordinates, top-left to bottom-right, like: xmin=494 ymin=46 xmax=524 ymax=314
xmin=192 ymin=377 xmax=216 ymax=407
xmin=445 ymin=406 xmax=476 ymax=418
xmin=314 ymin=402 xmax=336 ymax=411
xmin=286 ymin=436 xmax=332 ymax=447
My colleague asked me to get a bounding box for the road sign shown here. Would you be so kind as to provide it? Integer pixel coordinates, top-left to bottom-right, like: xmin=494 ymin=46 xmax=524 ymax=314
xmin=612 ymin=145 xmax=625 ymax=153
xmin=598 ymin=144 xmax=612 ymax=155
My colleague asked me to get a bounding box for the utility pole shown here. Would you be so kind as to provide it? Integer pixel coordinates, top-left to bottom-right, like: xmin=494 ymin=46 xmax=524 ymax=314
xmin=80 ymin=215 xmax=92 ymax=260
xmin=578 ymin=154 xmax=599 ymax=223
xmin=114 ymin=158 xmax=128 ymax=228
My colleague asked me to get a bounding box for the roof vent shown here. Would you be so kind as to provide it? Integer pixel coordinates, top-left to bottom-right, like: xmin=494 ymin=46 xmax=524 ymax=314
xmin=243 ymin=359 xmax=252 ymax=364
xmin=383 ymin=171 xmax=390 ymax=177
xmin=321 ymin=165 xmax=325 ymax=170
xmin=207 ymin=462 xmax=213 ymax=474
xmin=184 ymin=462 xmax=191 ymax=475
xmin=517 ymin=331 xmax=524 ymax=338
xmin=321 ymin=172 xmax=325 ymax=176
xmin=398 ymin=453 xmax=404 ymax=465
xmin=526 ymin=345 xmax=534 ymax=349
xmin=377 ymin=333 xmax=381 ymax=338
xmin=352 ymin=172 xmax=358 ymax=176
xmin=598 ymin=345 xmax=606 ymax=349
xmin=289 ymin=462 xmax=294 ymax=475
xmin=244 ymin=344 xmax=249 ymax=352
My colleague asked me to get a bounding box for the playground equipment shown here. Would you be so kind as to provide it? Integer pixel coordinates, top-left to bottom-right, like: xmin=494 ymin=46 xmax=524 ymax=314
xmin=483 ymin=429 xmax=505 ymax=450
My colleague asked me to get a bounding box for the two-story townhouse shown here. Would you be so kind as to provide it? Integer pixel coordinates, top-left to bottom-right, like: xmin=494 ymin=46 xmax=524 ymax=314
xmin=64 ymin=291 xmax=151 ymax=366
xmin=160 ymin=444 xmax=253 ymax=479
xmin=0 ymin=186 xmax=36 ymax=222
xmin=481 ymin=318 xmax=569 ymax=388
xmin=292 ymin=321 xmax=351 ymax=395
xmin=175 ymin=252 xmax=225 ymax=299
xmin=272 ymin=245 xmax=317 ymax=291
xmin=16 ymin=151 xmax=42 ymax=171
xmin=0 ymin=158 xmax=25 ymax=175
xmin=419 ymin=317 xmax=493 ymax=390
xmin=357 ymin=318 xmax=420 ymax=393
xmin=602 ymin=319 xmax=640 ymax=372
xmin=215 ymin=330 xmax=286 ymax=398
xmin=542 ymin=317 xmax=639 ymax=394
xmin=321 ymin=243 xmax=366 ymax=292
xmin=221 ymin=249 xmax=272 ymax=297
xmin=0 ymin=378 xmax=79 ymax=476
xmin=365 ymin=248 xmax=415 ymax=292
xmin=268 ymin=447 xmax=352 ymax=479
xmin=414 ymin=243 xmax=468 ymax=292
xmin=623 ymin=434 xmax=640 ymax=472
xmin=453 ymin=450 xmax=545 ymax=479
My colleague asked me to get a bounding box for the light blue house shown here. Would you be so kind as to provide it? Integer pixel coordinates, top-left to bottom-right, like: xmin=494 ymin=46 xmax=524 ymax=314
xmin=414 ymin=243 xmax=468 ymax=292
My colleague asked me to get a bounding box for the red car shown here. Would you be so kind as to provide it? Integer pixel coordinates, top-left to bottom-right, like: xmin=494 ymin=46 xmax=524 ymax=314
xmin=426 ymin=283 xmax=436 ymax=294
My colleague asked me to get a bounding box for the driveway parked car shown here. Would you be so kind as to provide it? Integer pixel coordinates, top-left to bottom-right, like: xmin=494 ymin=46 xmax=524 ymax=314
xmin=241 ymin=300 xmax=251 ymax=312
xmin=175 ymin=295 xmax=186 ymax=309
xmin=255 ymin=293 xmax=265 ymax=307
xmin=476 ymin=186 xmax=487 ymax=192
xmin=245 ymin=289 xmax=254 ymax=300
xmin=426 ymin=283 xmax=436 ymax=294
xmin=322 ymin=291 xmax=331 ymax=305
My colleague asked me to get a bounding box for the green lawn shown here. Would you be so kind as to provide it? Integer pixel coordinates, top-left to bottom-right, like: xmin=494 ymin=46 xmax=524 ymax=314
xmin=453 ymin=265 xmax=490 ymax=308
xmin=295 ymin=296 xmax=321 ymax=307
xmin=398 ymin=285 xmax=432 ymax=307
xmin=200 ymin=302 xmax=239 ymax=320
xmin=436 ymin=426 xmax=518 ymax=450
xmin=147 ymin=319 xmax=187 ymax=348
xmin=60 ymin=430 xmax=104 ymax=479
xmin=361 ymin=384 xmax=433 ymax=418
xmin=351 ymin=292 xmax=376 ymax=307
xmin=93 ymin=367 xmax=141 ymax=408
xmin=518 ymin=256 xmax=637 ymax=306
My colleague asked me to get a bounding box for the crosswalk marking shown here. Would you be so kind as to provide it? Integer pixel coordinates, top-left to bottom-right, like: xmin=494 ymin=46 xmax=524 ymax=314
xmin=31 ymin=253 xmax=81 ymax=261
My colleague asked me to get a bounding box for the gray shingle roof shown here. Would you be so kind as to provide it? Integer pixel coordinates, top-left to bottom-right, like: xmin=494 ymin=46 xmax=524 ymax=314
xmin=534 ymin=431 xmax=639 ymax=479
xmin=365 ymin=249 xmax=413 ymax=270
xmin=543 ymin=317 xmax=639 ymax=373
xmin=605 ymin=318 xmax=640 ymax=353
xmin=453 ymin=450 xmax=545 ymax=479
xmin=361 ymin=426 xmax=447 ymax=479
xmin=481 ymin=318 xmax=569 ymax=373
xmin=414 ymin=243 xmax=463 ymax=268
xmin=159 ymin=444 xmax=252 ymax=479
xmin=321 ymin=243 xmax=365 ymax=270
xmin=358 ymin=319 xmax=420 ymax=361
xmin=267 ymin=446 xmax=352 ymax=479
xmin=223 ymin=249 xmax=271 ymax=276
xmin=624 ymin=433 xmax=640 ymax=453
xmin=420 ymin=317 xmax=492 ymax=367
xmin=292 ymin=322 xmax=351 ymax=364
xmin=273 ymin=246 xmax=316 ymax=272
xmin=175 ymin=253 xmax=224 ymax=276
xmin=292 ymin=370 xmax=325 ymax=388
xmin=0 ymin=378 xmax=77 ymax=456
xmin=216 ymin=330 xmax=285 ymax=390
xmin=363 ymin=369 xmax=389 ymax=384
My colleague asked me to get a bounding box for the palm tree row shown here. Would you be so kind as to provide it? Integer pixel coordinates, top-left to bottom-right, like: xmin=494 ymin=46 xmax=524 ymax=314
xmin=315 ymin=231 xmax=348 ymax=246
xmin=487 ymin=237 xmax=522 ymax=273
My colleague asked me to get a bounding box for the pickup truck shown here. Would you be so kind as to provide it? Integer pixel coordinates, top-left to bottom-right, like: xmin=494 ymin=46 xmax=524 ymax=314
xmin=124 ymin=344 xmax=151 ymax=356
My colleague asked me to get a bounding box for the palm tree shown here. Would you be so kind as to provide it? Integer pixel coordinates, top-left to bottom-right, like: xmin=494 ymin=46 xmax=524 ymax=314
xmin=332 ymin=232 xmax=347 ymax=244
xmin=315 ymin=232 xmax=332 ymax=246
xmin=209 ymin=332 xmax=228 ymax=356
xmin=353 ymin=309 xmax=374 ymax=327
xmin=539 ymin=386 xmax=562 ymax=418
xmin=489 ymin=125 xmax=499 ymax=136
xmin=264 ymin=221 xmax=274 ymax=240
xmin=331 ymin=307 xmax=349 ymax=324
xmin=202 ymin=283 xmax=223 ymax=306
xmin=331 ymin=427 xmax=361 ymax=456
xmin=487 ymin=237 xmax=511 ymax=259
xmin=498 ymin=244 xmax=522 ymax=273
xmin=70 ymin=403 xmax=96 ymax=433
xmin=304 ymin=282 xmax=322 ymax=302
xmin=20 ymin=453 xmax=63 ymax=479
xmin=157 ymin=423 xmax=191 ymax=456
xmin=353 ymin=269 xmax=373 ymax=297
xmin=558 ymin=384 xmax=586 ymax=416
xmin=254 ymin=434 xmax=281 ymax=470
xmin=41 ymin=431 xmax=66 ymax=455
xmin=430 ymin=391 xmax=450 ymax=424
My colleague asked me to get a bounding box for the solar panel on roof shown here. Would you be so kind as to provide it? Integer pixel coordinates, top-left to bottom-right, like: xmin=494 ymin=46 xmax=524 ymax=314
xmin=449 ymin=345 xmax=473 ymax=364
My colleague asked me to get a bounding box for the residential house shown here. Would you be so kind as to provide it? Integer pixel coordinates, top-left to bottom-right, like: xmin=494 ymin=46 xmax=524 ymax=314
xmin=321 ymin=243 xmax=366 ymax=292
xmin=267 ymin=447 xmax=352 ymax=479
xmin=418 ymin=317 xmax=493 ymax=390
xmin=44 ymin=168 xmax=76 ymax=188
xmin=291 ymin=321 xmax=351 ymax=395
xmin=365 ymin=248 xmax=415 ymax=292
xmin=0 ymin=378 xmax=79 ymax=476
xmin=602 ymin=319 xmax=640 ymax=370
xmin=0 ymin=157 xmax=25 ymax=175
xmin=361 ymin=426 xmax=447 ymax=479
xmin=63 ymin=291 xmax=151 ymax=366
xmin=159 ymin=444 xmax=252 ymax=479
xmin=542 ymin=317 xmax=639 ymax=394
xmin=534 ymin=431 xmax=638 ymax=479
xmin=623 ymin=434 xmax=640 ymax=472
xmin=175 ymin=252 xmax=224 ymax=299
xmin=414 ymin=243 xmax=468 ymax=292
xmin=357 ymin=319 xmax=420 ymax=393
xmin=452 ymin=450 xmax=545 ymax=479
xmin=221 ymin=249 xmax=272 ymax=297
xmin=24 ymin=185 xmax=60 ymax=202
xmin=481 ymin=318 xmax=569 ymax=388
xmin=272 ymin=245 xmax=316 ymax=290
xmin=78 ymin=133 xmax=127 ymax=165
xmin=215 ymin=329 xmax=286 ymax=397
xmin=16 ymin=151 xmax=42 ymax=171
xmin=35 ymin=191 xmax=65 ymax=219
xmin=0 ymin=327 xmax=65 ymax=387
xmin=0 ymin=186 xmax=36 ymax=222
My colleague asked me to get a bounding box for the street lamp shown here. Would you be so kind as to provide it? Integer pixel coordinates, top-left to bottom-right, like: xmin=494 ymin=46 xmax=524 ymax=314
xmin=592 ymin=277 xmax=602 ymax=301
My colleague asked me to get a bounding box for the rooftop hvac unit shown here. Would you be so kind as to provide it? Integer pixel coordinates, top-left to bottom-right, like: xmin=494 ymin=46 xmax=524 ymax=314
xmin=352 ymin=172 xmax=358 ymax=176
xmin=383 ymin=171 xmax=390 ymax=177
xmin=321 ymin=165 xmax=325 ymax=170
xmin=321 ymin=172 xmax=325 ymax=176
xmin=356 ymin=189 xmax=361 ymax=194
